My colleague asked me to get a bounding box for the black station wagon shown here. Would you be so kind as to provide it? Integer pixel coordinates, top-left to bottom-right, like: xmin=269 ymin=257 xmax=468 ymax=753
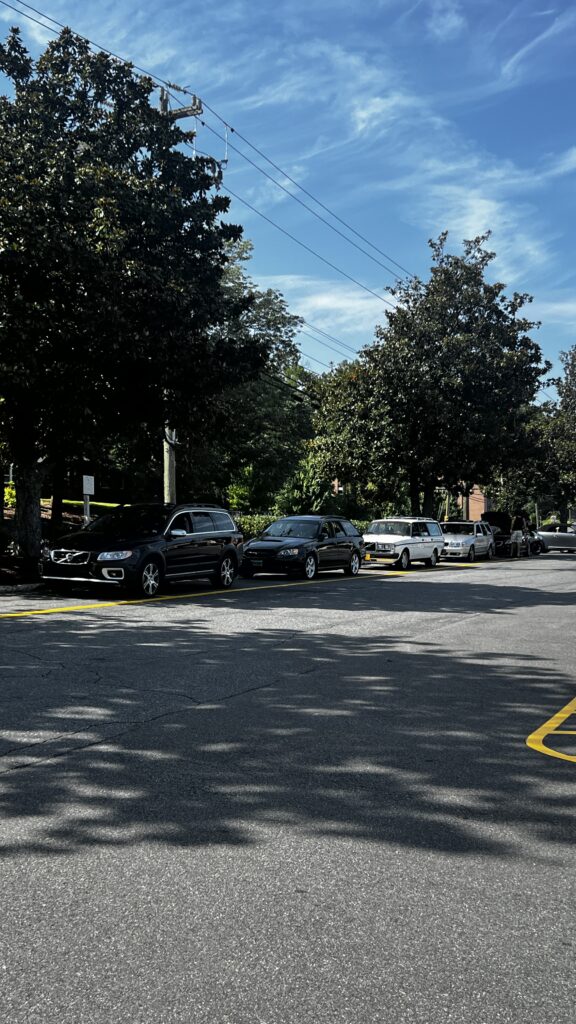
xmin=39 ymin=503 xmax=243 ymax=596
xmin=240 ymin=515 xmax=364 ymax=580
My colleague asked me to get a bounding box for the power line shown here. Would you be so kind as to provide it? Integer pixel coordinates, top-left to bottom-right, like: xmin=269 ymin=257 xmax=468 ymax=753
xmin=3 ymin=0 xmax=395 ymax=354
xmin=6 ymin=1 xmax=415 ymax=284
xmin=198 ymin=98 xmax=416 ymax=280
xmin=302 ymin=321 xmax=359 ymax=355
xmin=197 ymin=116 xmax=405 ymax=282
xmin=298 ymin=330 xmax=355 ymax=362
xmin=220 ymin=181 xmax=395 ymax=309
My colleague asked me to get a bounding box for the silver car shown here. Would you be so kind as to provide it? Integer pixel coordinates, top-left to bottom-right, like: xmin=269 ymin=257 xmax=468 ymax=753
xmin=440 ymin=520 xmax=495 ymax=560
xmin=536 ymin=524 xmax=576 ymax=552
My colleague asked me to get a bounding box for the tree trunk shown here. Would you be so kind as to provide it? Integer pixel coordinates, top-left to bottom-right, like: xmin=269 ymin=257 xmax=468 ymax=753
xmin=422 ymin=483 xmax=436 ymax=518
xmin=409 ymin=473 xmax=421 ymax=515
xmin=50 ymin=463 xmax=64 ymax=539
xmin=14 ymin=462 xmax=44 ymax=561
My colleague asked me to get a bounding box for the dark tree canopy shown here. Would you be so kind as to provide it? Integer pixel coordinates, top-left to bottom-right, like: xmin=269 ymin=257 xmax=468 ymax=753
xmin=0 ymin=29 xmax=267 ymax=554
xmin=315 ymin=233 xmax=551 ymax=516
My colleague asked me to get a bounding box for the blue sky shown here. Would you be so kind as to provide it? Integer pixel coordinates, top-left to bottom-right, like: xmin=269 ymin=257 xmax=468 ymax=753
xmin=1 ymin=0 xmax=575 ymax=385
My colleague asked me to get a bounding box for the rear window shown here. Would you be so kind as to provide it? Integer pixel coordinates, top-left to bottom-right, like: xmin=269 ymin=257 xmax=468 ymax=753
xmin=211 ymin=511 xmax=235 ymax=531
xmin=341 ymin=520 xmax=361 ymax=537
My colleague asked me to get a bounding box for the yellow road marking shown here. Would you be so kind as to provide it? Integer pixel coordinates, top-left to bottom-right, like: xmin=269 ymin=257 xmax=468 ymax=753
xmin=0 ymin=559 xmax=490 ymax=620
xmin=526 ymin=698 xmax=576 ymax=764
xmin=0 ymin=571 xmax=411 ymax=619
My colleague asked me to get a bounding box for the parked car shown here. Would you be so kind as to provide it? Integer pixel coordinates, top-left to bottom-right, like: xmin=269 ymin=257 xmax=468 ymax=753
xmin=240 ymin=515 xmax=364 ymax=579
xmin=482 ymin=511 xmax=544 ymax=557
xmin=440 ymin=520 xmax=495 ymax=561
xmin=536 ymin=524 xmax=576 ymax=552
xmin=363 ymin=517 xmax=444 ymax=570
xmin=39 ymin=503 xmax=243 ymax=596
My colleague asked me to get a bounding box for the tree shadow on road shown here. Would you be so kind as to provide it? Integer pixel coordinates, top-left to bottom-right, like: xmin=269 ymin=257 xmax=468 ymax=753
xmin=1 ymin=571 xmax=575 ymax=860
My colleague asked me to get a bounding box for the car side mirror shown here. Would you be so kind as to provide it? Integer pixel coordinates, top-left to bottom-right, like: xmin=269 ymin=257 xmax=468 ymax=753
xmin=169 ymin=528 xmax=188 ymax=538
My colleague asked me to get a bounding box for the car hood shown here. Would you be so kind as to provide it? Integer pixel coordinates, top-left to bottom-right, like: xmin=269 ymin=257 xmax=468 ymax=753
xmin=246 ymin=535 xmax=314 ymax=551
xmin=49 ymin=530 xmax=157 ymax=552
xmin=363 ymin=532 xmax=408 ymax=544
xmin=441 ymin=530 xmax=474 ymax=541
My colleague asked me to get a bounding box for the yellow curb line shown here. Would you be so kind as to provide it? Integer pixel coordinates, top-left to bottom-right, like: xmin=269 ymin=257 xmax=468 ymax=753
xmin=0 ymin=559 xmax=490 ymax=620
xmin=526 ymin=697 xmax=576 ymax=764
xmin=0 ymin=570 xmax=413 ymax=619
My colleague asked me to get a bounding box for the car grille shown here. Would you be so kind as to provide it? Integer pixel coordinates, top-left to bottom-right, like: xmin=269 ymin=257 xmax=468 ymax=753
xmin=51 ymin=549 xmax=91 ymax=564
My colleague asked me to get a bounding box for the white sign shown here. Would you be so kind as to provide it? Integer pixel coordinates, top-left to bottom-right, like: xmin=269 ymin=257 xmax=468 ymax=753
xmin=82 ymin=475 xmax=95 ymax=496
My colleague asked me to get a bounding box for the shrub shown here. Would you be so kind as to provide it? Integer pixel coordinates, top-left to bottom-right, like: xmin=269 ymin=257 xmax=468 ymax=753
xmin=4 ymin=481 xmax=15 ymax=508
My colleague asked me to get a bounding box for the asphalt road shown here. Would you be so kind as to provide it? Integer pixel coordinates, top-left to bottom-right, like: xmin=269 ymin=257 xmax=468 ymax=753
xmin=1 ymin=555 xmax=575 ymax=1023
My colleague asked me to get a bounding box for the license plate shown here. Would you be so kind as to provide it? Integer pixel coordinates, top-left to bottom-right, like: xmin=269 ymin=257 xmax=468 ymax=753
xmin=251 ymin=559 xmax=263 ymax=566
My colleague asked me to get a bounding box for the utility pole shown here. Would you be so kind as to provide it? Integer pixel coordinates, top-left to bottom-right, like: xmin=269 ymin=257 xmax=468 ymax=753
xmin=159 ymin=86 xmax=203 ymax=504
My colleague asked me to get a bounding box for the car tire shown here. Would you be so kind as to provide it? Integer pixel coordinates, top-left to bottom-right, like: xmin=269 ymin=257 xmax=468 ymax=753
xmin=136 ymin=558 xmax=163 ymax=598
xmin=468 ymin=546 xmax=475 ymax=562
xmin=486 ymin=545 xmax=495 ymax=560
xmin=424 ymin=549 xmax=438 ymax=568
xmin=394 ymin=548 xmax=410 ymax=571
xmin=344 ymin=551 xmax=361 ymax=576
xmin=211 ymin=554 xmax=236 ymax=588
xmin=301 ymin=553 xmax=318 ymax=580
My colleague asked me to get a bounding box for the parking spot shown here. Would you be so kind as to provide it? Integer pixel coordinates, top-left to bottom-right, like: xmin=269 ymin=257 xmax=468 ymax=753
xmin=526 ymin=698 xmax=576 ymax=764
xmin=0 ymin=558 xmax=495 ymax=620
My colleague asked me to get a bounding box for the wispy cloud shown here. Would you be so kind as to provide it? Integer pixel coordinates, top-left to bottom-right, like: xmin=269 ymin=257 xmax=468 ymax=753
xmin=258 ymin=275 xmax=389 ymax=341
xmin=502 ymin=7 xmax=576 ymax=80
xmin=426 ymin=0 xmax=466 ymax=41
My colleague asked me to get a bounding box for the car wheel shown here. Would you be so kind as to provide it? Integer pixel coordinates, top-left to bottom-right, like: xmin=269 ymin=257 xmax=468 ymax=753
xmin=301 ymin=553 xmax=318 ymax=580
xmin=467 ymin=546 xmax=475 ymax=562
xmin=486 ymin=545 xmax=495 ymax=560
xmin=211 ymin=554 xmax=236 ymax=588
xmin=424 ymin=549 xmax=438 ymax=568
xmin=394 ymin=548 xmax=410 ymax=571
xmin=344 ymin=551 xmax=361 ymax=576
xmin=137 ymin=559 xmax=163 ymax=598
xmin=239 ymin=564 xmax=255 ymax=579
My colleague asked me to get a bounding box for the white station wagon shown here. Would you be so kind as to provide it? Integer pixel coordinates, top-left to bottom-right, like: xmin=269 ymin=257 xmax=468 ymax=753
xmin=363 ymin=517 xmax=444 ymax=570
xmin=440 ymin=520 xmax=495 ymax=560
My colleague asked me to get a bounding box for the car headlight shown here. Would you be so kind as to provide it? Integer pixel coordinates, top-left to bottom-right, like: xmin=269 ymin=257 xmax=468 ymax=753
xmin=278 ymin=547 xmax=300 ymax=557
xmin=97 ymin=550 xmax=133 ymax=561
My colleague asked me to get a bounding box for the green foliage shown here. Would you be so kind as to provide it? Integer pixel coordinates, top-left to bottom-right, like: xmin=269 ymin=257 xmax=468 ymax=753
xmin=272 ymin=443 xmax=337 ymax=515
xmin=4 ymin=480 xmax=15 ymax=508
xmin=313 ymin=233 xmax=550 ymax=516
xmin=0 ymin=28 xmax=270 ymax=555
xmin=234 ymin=513 xmax=275 ymax=540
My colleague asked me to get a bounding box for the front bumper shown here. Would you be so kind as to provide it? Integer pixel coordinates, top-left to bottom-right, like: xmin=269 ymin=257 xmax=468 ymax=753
xmin=441 ymin=547 xmax=469 ymax=558
xmin=364 ymin=550 xmax=397 ymax=565
xmin=243 ymin=553 xmax=306 ymax=574
xmin=39 ymin=559 xmax=135 ymax=586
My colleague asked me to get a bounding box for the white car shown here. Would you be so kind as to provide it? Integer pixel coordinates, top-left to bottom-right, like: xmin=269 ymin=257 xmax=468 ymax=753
xmin=363 ymin=517 xmax=444 ymax=570
xmin=440 ymin=520 xmax=495 ymax=560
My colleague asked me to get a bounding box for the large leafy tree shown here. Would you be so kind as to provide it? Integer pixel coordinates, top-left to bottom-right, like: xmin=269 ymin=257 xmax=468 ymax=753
xmin=0 ymin=29 xmax=266 ymax=556
xmin=485 ymin=347 xmax=576 ymax=521
xmin=316 ymin=233 xmax=550 ymax=515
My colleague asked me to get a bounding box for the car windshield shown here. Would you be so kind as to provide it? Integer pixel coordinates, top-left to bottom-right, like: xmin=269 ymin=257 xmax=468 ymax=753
xmin=263 ymin=519 xmax=320 ymax=539
xmin=441 ymin=523 xmax=474 ymax=535
xmin=367 ymin=520 xmax=411 ymax=537
xmin=84 ymin=508 xmax=167 ymax=538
